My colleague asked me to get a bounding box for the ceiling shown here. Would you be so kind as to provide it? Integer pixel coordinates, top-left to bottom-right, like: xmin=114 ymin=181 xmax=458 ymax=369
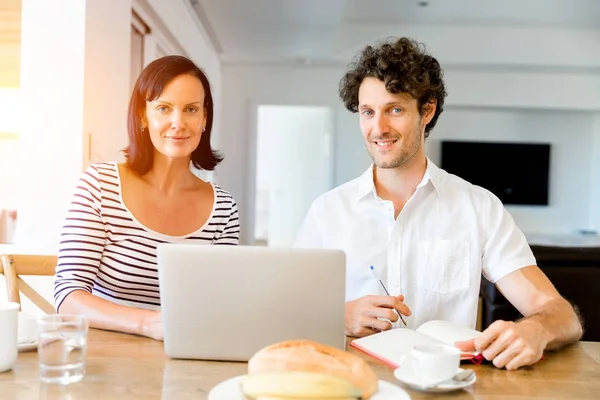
xmin=2 ymin=0 xmax=598 ymax=83
xmin=0 ymin=0 xmax=20 ymax=87
xmin=192 ymin=0 xmax=600 ymax=65
xmin=341 ymin=0 xmax=600 ymax=26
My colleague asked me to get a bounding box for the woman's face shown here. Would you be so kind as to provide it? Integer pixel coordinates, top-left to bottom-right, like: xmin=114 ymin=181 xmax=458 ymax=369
xmin=143 ymin=74 xmax=206 ymax=163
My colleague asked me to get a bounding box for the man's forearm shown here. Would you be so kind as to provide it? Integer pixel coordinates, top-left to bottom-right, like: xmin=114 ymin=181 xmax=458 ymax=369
xmin=523 ymin=297 xmax=583 ymax=350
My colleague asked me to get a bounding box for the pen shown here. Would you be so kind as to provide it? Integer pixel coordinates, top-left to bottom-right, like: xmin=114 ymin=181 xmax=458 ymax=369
xmin=369 ymin=265 xmax=407 ymax=327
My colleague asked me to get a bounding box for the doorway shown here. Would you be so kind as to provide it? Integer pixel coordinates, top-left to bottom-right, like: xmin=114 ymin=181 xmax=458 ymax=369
xmin=254 ymin=105 xmax=334 ymax=246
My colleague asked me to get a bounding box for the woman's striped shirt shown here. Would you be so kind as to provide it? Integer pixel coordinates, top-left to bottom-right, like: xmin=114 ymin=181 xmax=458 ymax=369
xmin=53 ymin=162 xmax=239 ymax=311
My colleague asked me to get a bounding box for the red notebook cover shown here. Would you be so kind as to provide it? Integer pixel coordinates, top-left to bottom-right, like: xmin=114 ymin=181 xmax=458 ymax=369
xmin=350 ymin=339 xmax=485 ymax=369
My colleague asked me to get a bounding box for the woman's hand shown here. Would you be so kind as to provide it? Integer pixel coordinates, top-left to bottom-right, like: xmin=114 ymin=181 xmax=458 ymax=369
xmin=141 ymin=310 xmax=164 ymax=341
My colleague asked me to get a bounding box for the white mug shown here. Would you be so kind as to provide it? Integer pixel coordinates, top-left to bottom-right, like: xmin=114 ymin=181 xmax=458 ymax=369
xmin=409 ymin=344 xmax=461 ymax=386
xmin=0 ymin=302 xmax=20 ymax=373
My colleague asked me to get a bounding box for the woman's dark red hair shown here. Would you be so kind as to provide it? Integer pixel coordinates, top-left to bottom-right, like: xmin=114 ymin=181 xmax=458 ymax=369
xmin=124 ymin=55 xmax=223 ymax=174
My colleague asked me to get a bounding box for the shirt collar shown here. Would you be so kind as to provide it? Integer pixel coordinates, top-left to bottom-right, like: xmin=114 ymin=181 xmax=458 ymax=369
xmin=356 ymin=164 xmax=376 ymax=200
xmin=355 ymin=158 xmax=442 ymax=201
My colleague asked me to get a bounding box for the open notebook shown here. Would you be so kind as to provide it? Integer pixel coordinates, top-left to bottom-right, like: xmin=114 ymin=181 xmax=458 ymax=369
xmin=349 ymin=320 xmax=484 ymax=368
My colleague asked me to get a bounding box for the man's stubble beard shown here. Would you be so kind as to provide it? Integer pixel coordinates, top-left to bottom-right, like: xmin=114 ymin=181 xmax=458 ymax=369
xmin=368 ymin=120 xmax=423 ymax=170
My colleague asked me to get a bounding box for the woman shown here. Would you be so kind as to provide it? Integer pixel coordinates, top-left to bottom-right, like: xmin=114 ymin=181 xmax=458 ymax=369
xmin=53 ymin=55 xmax=239 ymax=340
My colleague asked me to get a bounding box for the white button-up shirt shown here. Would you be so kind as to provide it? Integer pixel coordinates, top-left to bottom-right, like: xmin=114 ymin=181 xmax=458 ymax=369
xmin=294 ymin=159 xmax=536 ymax=330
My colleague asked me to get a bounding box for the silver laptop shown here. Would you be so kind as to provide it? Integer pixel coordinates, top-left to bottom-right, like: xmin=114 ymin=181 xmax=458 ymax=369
xmin=157 ymin=244 xmax=346 ymax=361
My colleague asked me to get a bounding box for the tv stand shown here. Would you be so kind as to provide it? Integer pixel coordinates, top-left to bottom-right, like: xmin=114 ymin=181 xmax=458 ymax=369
xmin=525 ymin=233 xmax=600 ymax=248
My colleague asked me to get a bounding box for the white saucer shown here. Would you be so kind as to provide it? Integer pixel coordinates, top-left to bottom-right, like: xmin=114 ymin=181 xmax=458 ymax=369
xmin=208 ymin=375 xmax=411 ymax=400
xmin=18 ymin=312 xmax=38 ymax=352
xmin=18 ymin=340 xmax=38 ymax=352
xmin=393 ymin=365 xmax=476 ymax=393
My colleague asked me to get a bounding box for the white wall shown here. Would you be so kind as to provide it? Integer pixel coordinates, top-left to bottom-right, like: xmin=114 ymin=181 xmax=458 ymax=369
xmin=219 ymin=63 xmax=600 ymax=243
xmin=83 ymin=0 xmax=132 ymax=168
xmin=335 ymin=24 xmax=600 ymax=69
xmin=443 ymin=69 xmax=600 ymax=111
xmin=426 ymin=108 xmax=595 ymax=235
xmin=0 ymin=88 xmax=20 ymax=134
xmin=17 ymin=0 xmax=109 ymax=253
xmin=0 ymin=138 xmax=18 ymax=211
xmin=590 ymin=114 xmax=600 ymax=232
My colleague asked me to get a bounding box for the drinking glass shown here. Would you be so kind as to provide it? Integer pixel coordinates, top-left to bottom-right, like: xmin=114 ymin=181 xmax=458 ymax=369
xmin=37 ymin=314 xmax=89 ymax=384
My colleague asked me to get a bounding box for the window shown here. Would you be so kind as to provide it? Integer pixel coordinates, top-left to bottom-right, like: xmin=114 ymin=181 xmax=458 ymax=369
xmin=0 ymin=0 xmax=21 ymax=232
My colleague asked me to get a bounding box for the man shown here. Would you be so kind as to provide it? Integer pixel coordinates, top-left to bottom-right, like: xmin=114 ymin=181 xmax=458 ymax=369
xmin=294 ymin=37 xmax=582 ymax=370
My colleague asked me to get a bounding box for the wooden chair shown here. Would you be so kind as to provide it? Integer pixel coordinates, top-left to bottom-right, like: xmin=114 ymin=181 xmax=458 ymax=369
xmin=0 ymin=254 xmax=57 ymax=314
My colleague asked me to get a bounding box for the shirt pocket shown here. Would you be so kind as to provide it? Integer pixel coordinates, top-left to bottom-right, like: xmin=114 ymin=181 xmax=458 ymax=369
xmin=417 ymin=239 xmax=470 ymax=294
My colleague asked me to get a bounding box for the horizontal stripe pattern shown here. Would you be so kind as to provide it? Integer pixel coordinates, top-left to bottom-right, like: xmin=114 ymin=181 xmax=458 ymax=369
xmin=54 ymin=162 xmax=239 ymax=311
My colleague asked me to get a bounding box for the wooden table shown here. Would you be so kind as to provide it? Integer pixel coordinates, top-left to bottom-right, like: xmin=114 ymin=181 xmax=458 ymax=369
xmin=1 ymin=329 xmax=599 ymax=399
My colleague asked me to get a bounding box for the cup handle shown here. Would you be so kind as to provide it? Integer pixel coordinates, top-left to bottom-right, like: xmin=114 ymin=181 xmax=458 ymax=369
xmin=401 ymin=353 xmax=425 ymax=385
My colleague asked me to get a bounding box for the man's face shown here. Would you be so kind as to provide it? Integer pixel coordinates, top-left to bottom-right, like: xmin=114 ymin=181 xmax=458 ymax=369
xmin=358 ymin=77 xmax=434 ymax=169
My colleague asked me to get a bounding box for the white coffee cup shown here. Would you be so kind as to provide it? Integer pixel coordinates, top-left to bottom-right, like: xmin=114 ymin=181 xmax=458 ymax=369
xmin=409 ymin=344 xmax=461 ymax=386
xmin=0 ymin=302 xmax=20 ymax=373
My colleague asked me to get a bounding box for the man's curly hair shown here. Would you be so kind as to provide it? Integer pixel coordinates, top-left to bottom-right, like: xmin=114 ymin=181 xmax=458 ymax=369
xmin=339 ymin=37 xmax=447 ymax=138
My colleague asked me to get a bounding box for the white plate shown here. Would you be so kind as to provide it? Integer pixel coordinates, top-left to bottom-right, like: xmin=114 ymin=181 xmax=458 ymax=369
xmin=18 ymin=312 xmax=39 ymax=352
xmin=208 ymin=375 xmax=411 ymax=400
xmin=393 ymin=365 xmax=476 ymax=393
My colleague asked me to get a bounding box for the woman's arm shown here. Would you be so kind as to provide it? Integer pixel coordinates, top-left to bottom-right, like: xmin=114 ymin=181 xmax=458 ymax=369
xmin=59 ymin=291 xmax=162 ymax=340
xmin=213 ymin=196 xmax=240 ymax=245
xmin=54 ymin=165 xmax=161 ymax=339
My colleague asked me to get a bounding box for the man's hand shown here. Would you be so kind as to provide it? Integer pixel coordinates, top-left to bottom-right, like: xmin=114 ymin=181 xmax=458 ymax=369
xmin=455 ymin=319 xmax=546 ymax=370
xmin=345 ymin=295 xmax=411 ymax=337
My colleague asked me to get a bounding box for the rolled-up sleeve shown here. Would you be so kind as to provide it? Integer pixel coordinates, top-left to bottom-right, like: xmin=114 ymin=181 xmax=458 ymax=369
xmin=53 ymin=165 xmax=106 ymax=311
xmin=481 ymin=193 xmax=537 ymax=283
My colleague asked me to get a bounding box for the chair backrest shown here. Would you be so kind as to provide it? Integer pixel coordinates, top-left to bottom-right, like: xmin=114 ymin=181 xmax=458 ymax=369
xmin=0 ymin=254 xmax=57 ymax=314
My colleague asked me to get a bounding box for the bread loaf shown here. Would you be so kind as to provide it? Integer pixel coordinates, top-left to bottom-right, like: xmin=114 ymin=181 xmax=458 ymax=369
xmin=255 ymin=397 xmax=356 ymax=400
xmin=247 ymin=340 xmax=378 ymax=399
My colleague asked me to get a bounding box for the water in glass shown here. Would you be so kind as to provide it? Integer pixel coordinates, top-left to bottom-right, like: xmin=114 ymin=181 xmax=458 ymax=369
xmin=38 ymin=315 xmax=88 ymax=384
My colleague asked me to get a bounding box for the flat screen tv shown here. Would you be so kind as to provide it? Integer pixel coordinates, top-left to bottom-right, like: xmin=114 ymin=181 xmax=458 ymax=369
xmin=440 ymin=140 xmax=551 ymax=206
